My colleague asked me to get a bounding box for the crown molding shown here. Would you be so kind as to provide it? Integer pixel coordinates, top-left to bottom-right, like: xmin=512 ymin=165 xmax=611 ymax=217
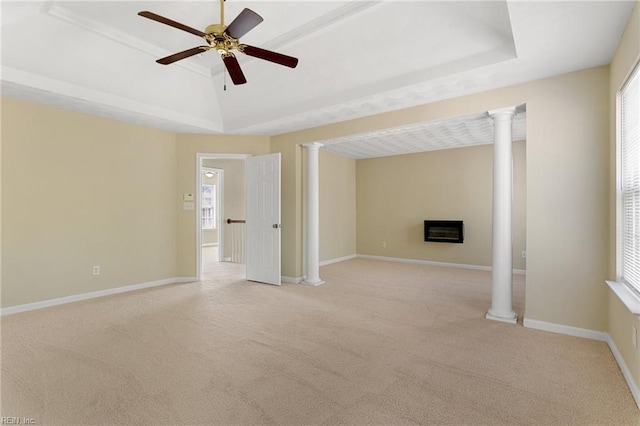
xmin=1 ymin=1 xmax=54 ymax=27
xmin=209 ymin=1 xmax=383 ymax=78
xmin=47 ymin=3 xmax=211 ymax=78
xmin=2 ymin=65 xmax=222 ymax=133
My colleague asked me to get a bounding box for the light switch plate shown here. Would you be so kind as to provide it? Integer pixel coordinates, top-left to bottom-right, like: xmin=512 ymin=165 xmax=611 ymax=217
xmin=183 ymin=202 xmax=195 ymax=210
xmin=183 ymin=193 xmax=194 ymax=201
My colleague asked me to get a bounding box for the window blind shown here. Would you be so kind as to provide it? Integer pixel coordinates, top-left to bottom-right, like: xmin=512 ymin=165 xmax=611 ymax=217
xmin=621 ymin=62 xmax=640 ymax=294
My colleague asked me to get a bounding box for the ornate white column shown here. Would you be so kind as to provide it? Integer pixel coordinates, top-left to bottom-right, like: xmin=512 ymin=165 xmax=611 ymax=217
xmin=302 ymin=142 xmax=324 ymax=286
xmin=486 ymin=107 xmax=517 ymax=324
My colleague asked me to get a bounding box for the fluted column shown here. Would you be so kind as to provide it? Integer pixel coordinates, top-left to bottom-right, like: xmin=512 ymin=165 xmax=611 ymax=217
xmin=302 ymin=142 xmax=324 ymax=286
xmin=486 ymin=107 xmax=517 ymax=324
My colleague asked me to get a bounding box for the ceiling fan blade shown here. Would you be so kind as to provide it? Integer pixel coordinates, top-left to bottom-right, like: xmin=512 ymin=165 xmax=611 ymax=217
xmin=157 ymin=46 xmax=208 ymax=65
xmin=222 ymin=55 xmax=247 ymax=85
xmin=138 ymin=11 xmax=207 ymax=38
xmin=224 ymin=8 xmax=263 ymax=39
xmin=241 ymin=45 xmax=298 ymax=68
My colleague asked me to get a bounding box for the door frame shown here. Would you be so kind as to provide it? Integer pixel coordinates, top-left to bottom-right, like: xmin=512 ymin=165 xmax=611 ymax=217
xmin=196 ymin=153 xmax=251 ymax=281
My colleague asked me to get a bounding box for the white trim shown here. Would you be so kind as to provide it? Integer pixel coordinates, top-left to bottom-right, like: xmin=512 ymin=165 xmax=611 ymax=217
xmin=196 ymin=153 xmax=250 ymax=281
xmin=209 ymin=1 xmax=382 ymax=78
xmin=201 ymin=243 xmax=218 ymax=247
xmin=522 ymin=318 xmax=639 ymax=411
xmin=356 ymin=254 xmax=526 ymax=275
xmin=301 ymin=279 xmax=325 ymax=287
xmin=606 ymin=280 xmax=640 ymax=316
xmin=48 ymin=4 xmax=210 ymax=77
xmin=607 ymin=334 xmax=640 ymax=410
xmin=486 ymin=312 xmax=518 ymax=324
xmin=616 ymin=57 xmax=640 ymax=300
xmin=319 ymin=254 xmax=357 ymax=267
xmin=281 ymin=276 xmax=303 ymax=284
xmin=616 ymin=73 xmax=625 ymax=287
xmin=0 ymin=277 xmax=196 ymax=316
xmin=216 ymin=169 xmax=224 ymax=262
xmin=1 ymin=66 xmax=220 ymax=132
xmin=523 ymin=318 xmax=608 ymax=341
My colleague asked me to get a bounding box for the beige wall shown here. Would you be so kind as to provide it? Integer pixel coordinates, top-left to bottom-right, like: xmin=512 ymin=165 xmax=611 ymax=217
xmin=277 ymin=65 xmax=610 ymax=331
xmin=608 ymin=1 xmax=640 ymax=395
xmin=269 ymin=137 xmax=303 ymax=279
xmin=203 ymin=159 xmax=246 ymax=259
xmin=175 ymin=134 xmax=269 ymax=277
xmin=356 ymin=142 xmax=526 ymax=270
xmin=2 ymin=64 xmax=614 ymax=336
xmin=0 ymin=23 xmax=631 ymax=379
xmin=318 ymin=150 xmax=356 ymax=262
xmin=0 ymin=98 xmax=3 ymax=302
xmin=1 ymin=97 xmax=178 ymax=307
xmin=269 ymin=138 xmax=357 ymax=279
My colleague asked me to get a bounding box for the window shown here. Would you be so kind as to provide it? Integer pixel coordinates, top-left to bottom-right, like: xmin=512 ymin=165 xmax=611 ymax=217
xmin=619 ymin=61 xmax=640 ymax=295
xmin=202 ymin=184 xmax=216 ymax=229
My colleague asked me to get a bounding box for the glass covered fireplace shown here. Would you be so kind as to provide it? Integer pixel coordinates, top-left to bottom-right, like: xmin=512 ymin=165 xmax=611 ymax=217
xmin=424 ymin=220 xmax=464 ymax=243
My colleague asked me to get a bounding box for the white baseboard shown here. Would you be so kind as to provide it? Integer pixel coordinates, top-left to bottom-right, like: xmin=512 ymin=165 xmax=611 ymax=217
xmin=320 ymin=254 xmax=357 ymax=267
xmin=357 ymin=254 xmax=526 ymax=275
xmin=0 ymin=277 xmax=197 ymax=316
xmin=607 ymin=334 xmax=640 ymax=410
xmin=201 ymin=243 xmax=218 ymax=247
xmin=523 ymin=318 xmax=608 ymax=341
xmin=223 ymin=257 xmax=231 ymax=262
xmin=281 ymin=276 xmax=303 ymax=284
xmin=524 ymin=318 xmax=639 ymax=411
xmin=300 ymin=279 xmax=325 ymax=287
xmin=175 ymin=277 xmax=197 ymax=283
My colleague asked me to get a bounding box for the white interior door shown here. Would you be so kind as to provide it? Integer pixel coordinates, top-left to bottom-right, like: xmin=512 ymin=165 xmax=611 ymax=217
xmin=246 ymin=153 xmax=281 ymax=285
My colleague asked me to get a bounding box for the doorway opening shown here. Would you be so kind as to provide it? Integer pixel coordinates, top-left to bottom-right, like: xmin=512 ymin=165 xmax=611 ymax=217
xmin=201 ymin=167 xmax=223 ymax=265
xmin=197 ymin=154 xmax=250 ymax=281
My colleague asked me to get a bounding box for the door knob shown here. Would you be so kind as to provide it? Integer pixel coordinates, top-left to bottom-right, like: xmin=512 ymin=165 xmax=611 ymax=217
xmin=273 ymin=224 xmax=281 ymax=228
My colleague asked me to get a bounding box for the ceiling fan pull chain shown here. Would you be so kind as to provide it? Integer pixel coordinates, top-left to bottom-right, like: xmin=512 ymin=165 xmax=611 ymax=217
xmin=138 ymin=2 xmax=296 ymax=85
xmin=224 ymin=70 xmax=227 ymax=91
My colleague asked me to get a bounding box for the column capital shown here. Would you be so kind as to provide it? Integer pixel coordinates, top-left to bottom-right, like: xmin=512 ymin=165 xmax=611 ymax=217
xmin=302 ymin=142 xmax=324 ymax=150
xmin=488 ymin=106 xmax=516 ymax=120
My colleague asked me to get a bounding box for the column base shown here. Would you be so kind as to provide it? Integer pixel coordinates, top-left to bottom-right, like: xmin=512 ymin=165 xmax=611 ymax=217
xmin=301 ymin=279 xmax=325 ymax=287
xmin=485 ymin=311 xmax=518 ymax=324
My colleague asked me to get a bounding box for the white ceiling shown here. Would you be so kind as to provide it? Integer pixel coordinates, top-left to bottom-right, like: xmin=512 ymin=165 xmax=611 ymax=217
xmin=321 ymin=110 xmax=527 ymax=159
xmin=0 ymin=0 xmax=635 ymax=148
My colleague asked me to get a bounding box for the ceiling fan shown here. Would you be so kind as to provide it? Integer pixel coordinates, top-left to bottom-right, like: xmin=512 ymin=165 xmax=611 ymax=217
xmin=138 ymin=0 xmax=299 ymax=85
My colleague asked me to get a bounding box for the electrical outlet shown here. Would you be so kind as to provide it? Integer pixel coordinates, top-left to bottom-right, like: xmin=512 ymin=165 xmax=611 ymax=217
xmin=381 ymin=241 xmax=387 ymax=248
xmin=522 ymin=251 xmax=527 ymax=258
xmin=92 ymin=265 xmax=100 ymax=276
xmin=633 ymin=327 xmax=637 ymax=348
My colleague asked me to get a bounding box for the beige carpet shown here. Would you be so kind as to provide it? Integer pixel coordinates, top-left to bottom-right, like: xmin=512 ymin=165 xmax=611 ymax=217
xmin=1 ymin=258 xmax=638 ymax=425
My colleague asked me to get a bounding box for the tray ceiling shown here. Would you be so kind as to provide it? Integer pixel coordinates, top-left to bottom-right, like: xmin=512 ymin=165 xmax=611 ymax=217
xmin=0 ymin=1 xmax=635 ymax=137
xmin=321 ymin=110 xmax=527 ymax=159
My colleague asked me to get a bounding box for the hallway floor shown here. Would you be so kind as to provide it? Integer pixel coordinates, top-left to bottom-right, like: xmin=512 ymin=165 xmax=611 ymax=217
xmin=201 ymin=245 xmax=244 ymax=281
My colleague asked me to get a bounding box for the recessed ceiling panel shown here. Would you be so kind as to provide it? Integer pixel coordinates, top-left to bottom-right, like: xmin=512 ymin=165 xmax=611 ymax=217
xmin=220 ymin=1 xmax=516 ymax=131
xmin=54 ymin=1 xmax=354 ymax=70
xmin=321 ymin=111 xmax=527 ymax=159
xmin=0 ymin=1 xmax=635 ymax=136
xmin=1 ymin=10 xmax=222 ymax=130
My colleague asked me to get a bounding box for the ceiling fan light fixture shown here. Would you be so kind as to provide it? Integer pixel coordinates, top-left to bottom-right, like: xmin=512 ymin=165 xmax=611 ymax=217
xmin=138 ymin=0 xmax=298 ymax=85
